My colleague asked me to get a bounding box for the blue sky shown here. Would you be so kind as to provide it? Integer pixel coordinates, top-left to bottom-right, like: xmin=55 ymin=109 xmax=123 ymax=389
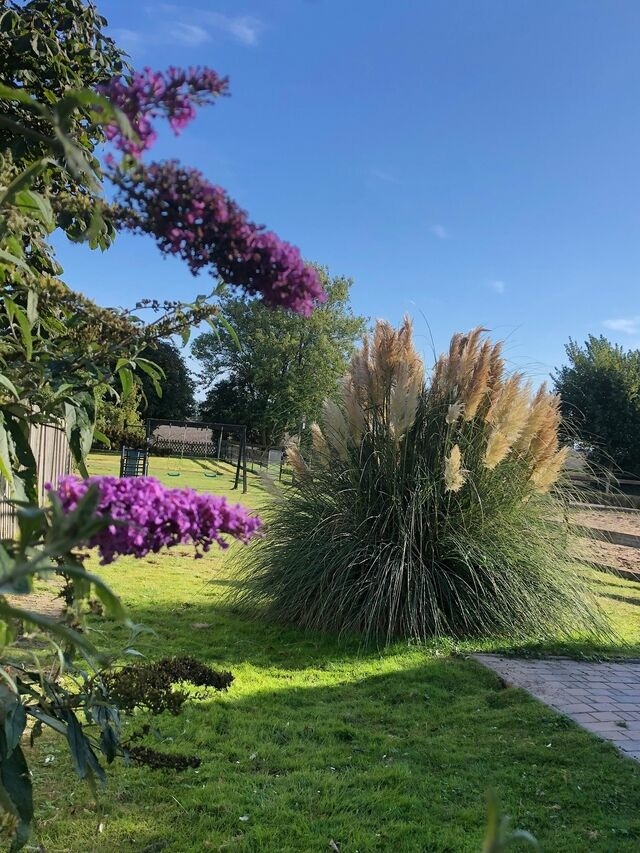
xmin=55 ymin=0 xmax=640 ymax=380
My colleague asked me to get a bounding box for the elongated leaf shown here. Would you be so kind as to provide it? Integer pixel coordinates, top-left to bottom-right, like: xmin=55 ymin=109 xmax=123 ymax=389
xmin=54 ymin=562 xmax=129 ymax=622
xmin=0 ymin=158 xmax=52 ymax=209
xmin=0 ymin=416 xmax=15 ymax=492
xmin=25 ymin=290 xmax=38 ymax=326
xmin=64 ymin=710 xmax=87 ymax=778
xmin=135 ymin=358 xmax=164 ymax=397
xmin=25 ymin=707 xmax=67 ymax=737
xmin=92 ymin=428 xmax=110 ymax=447
xmin=217 ymin=313 xmax=241 ymax=349
xmin=64 ymin=399 xmax=93 ymax=477
xmin=0 ymin=374 xmax=19 ymax=399
xmin=16 ymin=505 xmax=47 ymax=549
xmin=0 ymin=744 xmax=33 ymax=850
xmin=4 ymin=416 xmax=37 ymax=504
xmin=14 ymin=189 xmax=54 ymax=230
xmin=3 ymin=299 xmax=32 ymax=361
xmin=0 ymin=248 xmax=28 ymax=272
xmin=0 ymin=602 xmax=98 ymax=659
xmin=117 ymin=366 xmax=134 ymax=401
xmin=0 ymin=694 xmax=26 ymax=755
xmin=0 ymin=81 xmax=44 ymax=111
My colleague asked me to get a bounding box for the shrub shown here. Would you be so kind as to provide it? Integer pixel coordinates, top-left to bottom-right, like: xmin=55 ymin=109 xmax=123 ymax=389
xmin=234 ymin=320 xmax=607 ymax=644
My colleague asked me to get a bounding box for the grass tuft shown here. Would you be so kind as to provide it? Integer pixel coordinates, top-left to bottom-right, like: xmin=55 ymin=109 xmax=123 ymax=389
xmin=234 ymin=321 xmax=610 ymax=645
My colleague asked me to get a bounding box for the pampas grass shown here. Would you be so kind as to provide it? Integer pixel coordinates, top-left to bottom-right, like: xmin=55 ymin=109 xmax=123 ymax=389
xmin=234 ymin=320 xmax=608 ymax=645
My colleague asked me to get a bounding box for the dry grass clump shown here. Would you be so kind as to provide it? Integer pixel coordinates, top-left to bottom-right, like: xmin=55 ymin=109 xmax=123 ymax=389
xmin=235 ymin=320 xmax=607 ymax=645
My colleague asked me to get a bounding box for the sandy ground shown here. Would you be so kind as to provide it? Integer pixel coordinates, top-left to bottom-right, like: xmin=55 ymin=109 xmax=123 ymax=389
xmin=571 ymin=509 xmax=640 ymax=537
xmin=571 ymin=508 xmax=640 ymax=577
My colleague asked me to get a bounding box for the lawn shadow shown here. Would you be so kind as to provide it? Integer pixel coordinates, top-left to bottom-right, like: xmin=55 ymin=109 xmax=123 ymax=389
xmin=602 ymin=592 xmax=640 ymax=608
xmin=109 ymin=597 xmax=394 ymax=671
xmin=38 ymin=655 xmax=640 ymax=852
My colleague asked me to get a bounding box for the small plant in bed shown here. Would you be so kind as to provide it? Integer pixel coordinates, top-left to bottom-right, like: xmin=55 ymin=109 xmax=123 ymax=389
xmin=234 ymin=320 xmax=609 ymax=645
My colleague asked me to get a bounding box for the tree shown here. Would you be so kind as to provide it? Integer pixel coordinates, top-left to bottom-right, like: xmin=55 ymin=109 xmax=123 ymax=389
xmin=0 ymin=1 xmax=321 ymax=843
xmin=554 ymin=335 xmax=640 ymax=475
xmin=95 ymin=382 xmax=146 ymax=448
xmin=138 ymin=341 xmax=195 ymax=422
xmin=193 ymin=270 xmax=367 ymax=446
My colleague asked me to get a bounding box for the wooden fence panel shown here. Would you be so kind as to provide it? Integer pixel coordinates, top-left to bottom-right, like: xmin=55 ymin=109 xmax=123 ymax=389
xmin=0 ymin=423 xmax=72 ymax=539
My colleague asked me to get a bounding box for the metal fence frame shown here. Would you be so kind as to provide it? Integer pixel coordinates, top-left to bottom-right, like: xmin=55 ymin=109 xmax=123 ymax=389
xmin=145 ymin=418 xmax=248 ymax=493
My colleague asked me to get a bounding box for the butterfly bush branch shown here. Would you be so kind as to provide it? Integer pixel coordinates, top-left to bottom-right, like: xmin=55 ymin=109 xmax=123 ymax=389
xmin=111 ymin=160 xmax=326 ymax=316
xmin=50 ymin=476 xmax=262 ymax=564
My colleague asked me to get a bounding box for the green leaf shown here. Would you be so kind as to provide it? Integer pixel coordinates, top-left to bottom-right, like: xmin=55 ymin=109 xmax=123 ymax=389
xmin=0 ymin=744 xmax=33 ymax=850
xmin=64 ymin=396 xmax=94 ymax=476
xmin=117 ymin=366 xmax=134 ymax=401
xmin=3 ymin=415 xmax=37 ymax=504
xmin=217 ymin=313 xmax=241 ymax=349
xmin=0 ymin=601 xmax=98 ymax=659
xmin=0 ymin=158 xmax=52 ymax=210
xmin=135 ymin=358 xmax=164 ymax=398
xmin=25 ymin=290 xmax=38 ymax=326
xmin=14 ymin=189 xmax=54 ymax=230
xmin=55 ymin=562 xmax=129 ymax=622
xmin=26 ymin=708 xmax=67 ymax=738
xmin=0 ymin=416 xmax=15 ymax=493
xmin=16 ymin=505 xmax=46 ymax=549
xmin=64 ymin=710 xmax=88 ymax=778
xmin=0 ymin=81 xmax=44 ymax=111
xmin=92 ymin=429 xmax=110 ymax=448
xmin=0 ymin=374 xmax=19 ymax=399
xmin=0 ymin=691 xmax=26 ymax=755
xmin=0 ymin=249 xmax=28 ymax=272
xmin=3 ymin=299 xmax=32 ymax=361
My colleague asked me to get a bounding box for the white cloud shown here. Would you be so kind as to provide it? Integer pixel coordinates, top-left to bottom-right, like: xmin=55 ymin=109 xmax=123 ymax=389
xmin=429 ymin=224 xmax=448 ymax=240
xmin=488 ymin=280 xmax=506 ymax=294
xmin=109 ymin=27 xmax=142 ymax=51
xmin=204 ymin=12 xmax=262 ymax=46
xmin=135 ymin=6 xmax=263 ymax=49
xmin=171 ymin=22 xmax=211 ymax=46
xmin=604 ymin=316 xmax=640 ymax=335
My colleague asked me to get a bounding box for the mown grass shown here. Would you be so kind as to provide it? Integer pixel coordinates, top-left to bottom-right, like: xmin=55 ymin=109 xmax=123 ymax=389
xmin=26 ymin=454 xmax=640 ymax=851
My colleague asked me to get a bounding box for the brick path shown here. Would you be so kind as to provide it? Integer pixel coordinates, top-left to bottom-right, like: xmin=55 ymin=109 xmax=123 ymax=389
xmin=474 ymin=654 xmax=640 ymax=762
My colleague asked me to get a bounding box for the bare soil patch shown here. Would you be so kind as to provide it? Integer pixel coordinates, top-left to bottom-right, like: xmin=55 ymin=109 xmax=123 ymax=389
xmin=571 ymin=509 xmax=640 ymax=537
xmin=571 ymin=508 xmax=640 ymax=578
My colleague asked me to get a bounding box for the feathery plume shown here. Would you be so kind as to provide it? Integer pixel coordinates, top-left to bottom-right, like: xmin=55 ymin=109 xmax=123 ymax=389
xmin=444 ymin=443 xmax=467 ymax=492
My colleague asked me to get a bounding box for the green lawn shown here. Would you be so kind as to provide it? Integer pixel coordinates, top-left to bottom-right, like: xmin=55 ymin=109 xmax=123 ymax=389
xmin=28 ymin=454 xmax=640 ymax=851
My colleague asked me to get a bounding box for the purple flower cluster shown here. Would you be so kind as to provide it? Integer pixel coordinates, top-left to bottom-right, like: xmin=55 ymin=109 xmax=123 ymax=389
xmin=51 ymin=476 xmax=261 ymax=565
xmin=113 ymin=160 xmax=326 ymax=316
xmin=99 ymin=66 xmax=229 ymax=158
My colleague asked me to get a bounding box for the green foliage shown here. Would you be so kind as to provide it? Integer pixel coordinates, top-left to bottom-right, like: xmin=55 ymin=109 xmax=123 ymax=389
xmin=138 ymin=340 xmax=195 ymax=422
xmin=95 ymin=382 xmax=146 ymax=449
xmin=554 ymin=335 xmax=640 ymax=476
xmin=0 ymin=5 xmax=224 ymax=844
xmin=234 ymin=323 xmax=607 ymax=644
xmin=193 ymin=269 xmax=366 ymax=445
xmin=0 ymin=0 xmax=128 ymax=254
xmin=0 ymin=487 xmax=128 ymax=848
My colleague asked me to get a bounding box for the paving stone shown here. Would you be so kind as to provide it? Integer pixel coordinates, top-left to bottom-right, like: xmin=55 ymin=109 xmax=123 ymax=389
xmin=556 ymin=703 xmax=596 ymax=713
xmin=473 ymin=655 xmax=640 ymax=762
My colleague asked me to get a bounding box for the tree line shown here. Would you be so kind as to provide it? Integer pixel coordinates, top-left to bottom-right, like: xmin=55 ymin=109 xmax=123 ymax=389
xmin=99 ymin=265 xmax=366 ymax=448
xmin=102 ymin=305 xmax=640 ymax=478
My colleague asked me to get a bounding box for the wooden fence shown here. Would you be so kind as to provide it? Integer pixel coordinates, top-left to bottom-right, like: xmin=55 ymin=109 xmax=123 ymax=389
xmin=0 ymin=422 xmax=72 ymax=539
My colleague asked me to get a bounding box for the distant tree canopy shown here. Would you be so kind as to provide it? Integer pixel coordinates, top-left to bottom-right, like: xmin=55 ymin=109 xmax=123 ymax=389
xmin=139 ymin=341 xmax=196 ymax=422
xmin=95 ymin=383 xmax=146 ymax=448
xmin=193 ymin=269 xmax=367 ymax=446
xmin=554 ymin=335 xmax=640 ymax=475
